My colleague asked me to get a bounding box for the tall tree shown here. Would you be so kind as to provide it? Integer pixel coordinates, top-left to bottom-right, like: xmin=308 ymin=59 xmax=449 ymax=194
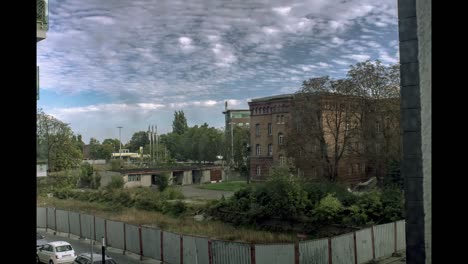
xmin=172 ymin=110 xmax=188 ymax=135
xmin=127 ymin=131 xmax=150 ymax=152
xmin=37 ymin=109 xmax=82 ymax=171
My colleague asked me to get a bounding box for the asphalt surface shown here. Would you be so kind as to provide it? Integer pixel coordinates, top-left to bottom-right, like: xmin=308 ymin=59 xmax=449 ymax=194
xmin=175 ymin=185 xmax=234 ymax=200
xmin=37 ymin=229 xmax=161 ymax=264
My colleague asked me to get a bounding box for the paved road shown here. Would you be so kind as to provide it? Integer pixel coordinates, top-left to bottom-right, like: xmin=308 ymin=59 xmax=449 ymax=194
xmin=175 ymin=185 xmax=234 ymax=200
xmin=37 ymin=230 xmax=161 ymax=264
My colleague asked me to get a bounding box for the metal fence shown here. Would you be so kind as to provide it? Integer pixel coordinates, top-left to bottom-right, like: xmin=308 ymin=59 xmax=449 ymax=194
xmin=36 ymin=207 xmax=406 ymax=264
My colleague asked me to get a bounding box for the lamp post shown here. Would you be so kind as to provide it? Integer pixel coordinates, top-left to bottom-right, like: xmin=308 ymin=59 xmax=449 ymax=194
xmin=117 ymin=126 xmax=123 ymax=160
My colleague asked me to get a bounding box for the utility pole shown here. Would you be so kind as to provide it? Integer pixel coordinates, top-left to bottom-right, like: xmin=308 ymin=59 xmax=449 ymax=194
xmin=155 ymin=125 xmax=159 ymax=163
xmin=148 ymin=125 xmax=152 ymax=164
xmin=117 ymin=126 xmax=123 ymax=161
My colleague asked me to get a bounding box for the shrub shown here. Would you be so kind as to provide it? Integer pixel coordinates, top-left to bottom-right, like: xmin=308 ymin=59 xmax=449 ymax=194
xmin=380 ymin=187 xmax=404 ymax=222
xmin=154 ymin=173 xmax=169 ymax=192
xmin=164 ymin=200 xmax=187 ymax=216
xmin=311 ymin=194 xmax=344 ymax=225
xmin=161 ymin=187 xmax=184 ymax=200
xmin=107 ymin=175 xmax=124 ymax=189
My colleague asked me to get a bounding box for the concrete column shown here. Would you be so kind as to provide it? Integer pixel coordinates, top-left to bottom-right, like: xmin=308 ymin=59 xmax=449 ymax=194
xmin=398 ymin=0 xmax=431 ymax=263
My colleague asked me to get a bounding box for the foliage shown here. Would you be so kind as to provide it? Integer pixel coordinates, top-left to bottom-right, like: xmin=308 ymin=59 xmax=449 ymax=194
xmin=311 ymin=194 xmax=344 ymax=225
xmin=154 ymin=173 xmax=169 ymax=192
xmin=37 ymin=109 xmax=83 ymax=171
xmin=172 ymin=110 xmax=188 ymax=135
xmin=78 ymin=163 xmax=94 ymax=188
xmin=107 ymin=175 xmax=124 ymax=189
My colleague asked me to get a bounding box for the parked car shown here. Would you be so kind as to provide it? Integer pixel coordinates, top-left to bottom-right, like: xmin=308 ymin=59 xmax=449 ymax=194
xmin=37 ymin=241 xmax=76 ymax=264
xmin=37 ymin=233 xmax=48 ymax=249
xmin=73 ymin=253 xmax=117 ymax=264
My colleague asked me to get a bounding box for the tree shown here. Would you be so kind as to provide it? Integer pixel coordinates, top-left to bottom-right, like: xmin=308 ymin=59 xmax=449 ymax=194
xmin=345 ymin=60 xmax=401 ymax=182
xmin=229 ymin=126 xmax=250 ymax=172
xmin=172 ymin=110 xmax=188 ymax=135
xmin=127 ymin=131 xmax=150 ymax=153
xmin=37 ymin=109 xmax=83 ymax=171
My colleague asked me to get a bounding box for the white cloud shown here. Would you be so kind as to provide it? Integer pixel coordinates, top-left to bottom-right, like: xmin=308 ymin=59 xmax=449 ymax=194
xmin=272 ymin=6 xmax=292 ymax=16
xmin=343 ymin=54 xmax=371 ymax=61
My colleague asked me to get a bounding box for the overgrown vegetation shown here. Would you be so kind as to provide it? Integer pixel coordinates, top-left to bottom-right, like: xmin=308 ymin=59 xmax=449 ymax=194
xmin=208 ymin=166 xmax=404 ymax=236
xmin=196 ymin=181 xmax=249 ymax=192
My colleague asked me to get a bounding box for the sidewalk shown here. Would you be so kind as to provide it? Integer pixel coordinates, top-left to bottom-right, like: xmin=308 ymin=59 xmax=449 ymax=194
xmin=374 ymin=252 xmax=406 ymax=264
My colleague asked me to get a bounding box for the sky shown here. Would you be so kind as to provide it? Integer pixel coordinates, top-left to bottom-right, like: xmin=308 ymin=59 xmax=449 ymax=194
xmin=37 ymin=0 xmax=399 ymax=144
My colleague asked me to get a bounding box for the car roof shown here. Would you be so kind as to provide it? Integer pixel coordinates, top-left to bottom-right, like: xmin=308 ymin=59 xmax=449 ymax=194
xmin=79 ymin=252 xmax=113 ymax=260
xmin=48 ymin=241 xmax=72 ymax=247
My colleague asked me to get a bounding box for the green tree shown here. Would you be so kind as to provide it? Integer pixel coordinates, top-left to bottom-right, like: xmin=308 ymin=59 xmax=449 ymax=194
xmin=37 ymin=109 xmax=83 ymax=171
xmin=172 ymin=110 xmax=188 ymax=135
xmin=127 ymin=131 xmax=150 ymax=152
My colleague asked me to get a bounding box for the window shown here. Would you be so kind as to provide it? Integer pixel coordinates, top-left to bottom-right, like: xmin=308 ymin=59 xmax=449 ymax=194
xmin=313 ymin=167 xmax=318 ymax=178
xmin=268 ymin=144 xmax=272 ymax=156
xmin=129 ymin=174 xmax=141 ymax=182
xmin=278 ymin=133 xmax=284 ymax=145
xmin=246 ymin=123 xmax=250 ymax=127
xmin=276 ymin=115 xmax=280 ymax=123
xmin=376 ymin=121 xmax=380 ymax=133
xmin=375 ymin=143 xmax=381 ymax=153
xmin=268 ymin=123 xmax=272 ymax=135
xmin=239 ymin=123 xmax=243 ymax=126
xmin=361 ymin=163 xmax=366 ymax=173
xmin=55 ymin=245 xmax=73 ymax=252
xmin=279 ymin=155 xmax=286 ymax=166
xmin=256 ymin=166 xmax=261 ymax=176
xmin=255 ymin=124 xmax=260 ymax=136
xmin=345 ymin=122 xmax=350 ymax=131
xmin=280 ymin=115 xmax=284 ymax=124
xmin=256 ymin=144 xmax=261 ymax=156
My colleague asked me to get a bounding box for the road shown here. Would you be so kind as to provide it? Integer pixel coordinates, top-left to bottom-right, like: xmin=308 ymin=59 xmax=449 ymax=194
xmin=37 ymin=230 xmax=161 ymax=264
xmin=175 ymin=185 xmax=234 ymax=200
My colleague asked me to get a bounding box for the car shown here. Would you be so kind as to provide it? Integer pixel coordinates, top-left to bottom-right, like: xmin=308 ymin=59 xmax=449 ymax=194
xmin=37 ymin=233 xmax=48 ymax=249
xmin=37 ymin=241 xmax=76 ymax=264
xmin=73 ymin=252 xmax=117 ymax=264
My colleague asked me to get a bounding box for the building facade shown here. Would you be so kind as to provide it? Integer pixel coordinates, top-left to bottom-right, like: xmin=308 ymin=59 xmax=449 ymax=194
xmin=248 ymin=93 xmax=397 ymax=185
xmin=248 ymin=94 xmax=293 ymax=181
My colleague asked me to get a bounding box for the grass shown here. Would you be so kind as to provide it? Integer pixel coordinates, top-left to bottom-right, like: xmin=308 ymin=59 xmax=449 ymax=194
xmin=37 ymin=196 xmax=298 ymax=243
xmin=196 ymin=181 xmax=251 ymax=192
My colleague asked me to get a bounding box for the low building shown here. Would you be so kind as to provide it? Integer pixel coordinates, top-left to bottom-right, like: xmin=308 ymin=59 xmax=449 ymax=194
xmin=108 ymin=165 xmax=225 ymax=188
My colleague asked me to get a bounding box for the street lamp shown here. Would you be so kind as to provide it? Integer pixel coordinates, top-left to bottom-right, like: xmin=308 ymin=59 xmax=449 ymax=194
xmin=117 ymin=126 xmax=123 ymax=160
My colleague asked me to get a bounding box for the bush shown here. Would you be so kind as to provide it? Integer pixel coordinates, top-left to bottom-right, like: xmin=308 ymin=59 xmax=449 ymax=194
xmin=107 ymin=175 xmax=124 ymax=189
xmin=380 ymin=187 xmax=404 ymax=222
xmin=311 ymin=194 xmax=344 ymax=225
xmin=161 ymin=187 xmax=184 ymax=200
xmin=154 ymin=173 xmax=169 ymax=192
xmin=304 ymin=182 xmax=356 ymax=206
xmin=110 ymin=159 xmax=123 ymax=170
xmin=164 ymin=200 xmax=187 ymax=216
xmin=354 ymin=190 xmax=383 ymax=225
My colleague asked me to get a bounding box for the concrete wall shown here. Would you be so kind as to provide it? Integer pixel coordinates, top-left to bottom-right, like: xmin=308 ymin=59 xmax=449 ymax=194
xmin=417 ymin=1 xmax=431 ymax=263
xmin=398 ymin=0 xmax=431 ymax=262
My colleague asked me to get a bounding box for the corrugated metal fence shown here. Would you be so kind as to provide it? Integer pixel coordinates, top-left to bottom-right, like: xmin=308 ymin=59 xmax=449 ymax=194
xmin=36 ymin=207 xmax=406 ymax=264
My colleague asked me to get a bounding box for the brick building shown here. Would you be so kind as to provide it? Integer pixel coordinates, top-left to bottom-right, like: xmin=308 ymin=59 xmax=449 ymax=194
xmin=248 ymin=93 xmax=398 ymax=185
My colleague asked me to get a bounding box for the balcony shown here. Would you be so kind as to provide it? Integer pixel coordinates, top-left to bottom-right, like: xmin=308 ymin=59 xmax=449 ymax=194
xmin=37 ymin=0 xmax=49 ymax=42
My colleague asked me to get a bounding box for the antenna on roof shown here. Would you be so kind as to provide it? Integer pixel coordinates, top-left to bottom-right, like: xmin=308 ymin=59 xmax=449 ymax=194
xmin=225 ymin=101 xmax=228 ymax=111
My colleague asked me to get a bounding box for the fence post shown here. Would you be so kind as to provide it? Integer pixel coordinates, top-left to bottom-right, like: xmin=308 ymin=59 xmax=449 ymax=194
xmin=160 ymin=231 xmax=164 ymax=262
xmin=79 ymin=213 xmax=82 ymax=238
xmin=208 ymin=240 xmax=212 ymax=264
xmin=294 ymin=242 xmax=300 ymax=264
xmin=328 ymin=237 xmax=332 ymax=264
xmin=123 ymin=223 xmax=126 ymax=255
xmin=139 ymin=225 xmax=143 ymax=260
xmin=45 ymin=207 xmax=48 ymax=232
xmin=68 ymin=211 xmax=71 ymax=238
xmin=180 ymin=235 xmax=183 ymax=264
xmin=54 ymin=208 xmax=57 ymax=233
xmin=250 ymin=243 xmax=256 ymax=264
xmin=394 ymin=222 xmax=397 ymax=253
xmin=104 ymin=219 xmax=108 ymax=247
xmin=353 ymin=232 xmax=358 ymax=264
xmin=371 ymin=226 xmax=376 ymax=260
xmin=94 ymin=216 xmax=96 ymax=241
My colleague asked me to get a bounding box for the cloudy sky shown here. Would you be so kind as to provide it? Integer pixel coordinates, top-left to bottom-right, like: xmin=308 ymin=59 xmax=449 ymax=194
xmin=38 ymin=0 xmax=399 ymax=144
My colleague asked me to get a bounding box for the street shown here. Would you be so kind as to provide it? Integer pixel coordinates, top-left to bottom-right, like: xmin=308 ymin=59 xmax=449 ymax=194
xmin=37 ymin=230 xmax=161 ymax=264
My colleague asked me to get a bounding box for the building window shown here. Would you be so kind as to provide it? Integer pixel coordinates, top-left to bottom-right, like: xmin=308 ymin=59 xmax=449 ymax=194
xmin=239 ymin=123 xmax=244 ymax=126
xmin=279 ymin=155 xmax=286 ymax=166
xmin=255 ymin=124 xmax=260 ymax=136
xmin=276 ymin=115 xmax=280 ymax=123
xmin=313 ymin=167 xmax=318 ymax=178
xmin=376 ymin=121 xmax=380 ymax=133
xmin=128 ymin=174 xmax=141 ymax=182
xmin=246 ymin=123 xmax=250 ymax=127
xmin=268 ymin=123 xmax=272 ymax=135
xmin=278 ymin=133 xmax=284 ymax=145
xmin=268 ymin=144 xmax=272 ymax=156
xmin=375 ymin=143 xmax=381 ymax=153
xmin=256 ymin=166 xmax=261 ymax=176
xmin=346 ymin=122 xmax=350 ymax=131
xmin=256 ymin=144 xmax=261 ymax=156
xmin=280 ymin=115 xmax=284 ymax=124
xmin=362 ymin=163 xmax=366 ymax=173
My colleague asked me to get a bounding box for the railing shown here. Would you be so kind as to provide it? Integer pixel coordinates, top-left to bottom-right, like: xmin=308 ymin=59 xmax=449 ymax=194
xmin=37 ymin=0 xmax=48 ymax=31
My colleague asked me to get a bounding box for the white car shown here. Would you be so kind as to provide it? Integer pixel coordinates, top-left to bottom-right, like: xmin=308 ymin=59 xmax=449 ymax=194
xmin=37 ymin=241 xmax=76 ymax=264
